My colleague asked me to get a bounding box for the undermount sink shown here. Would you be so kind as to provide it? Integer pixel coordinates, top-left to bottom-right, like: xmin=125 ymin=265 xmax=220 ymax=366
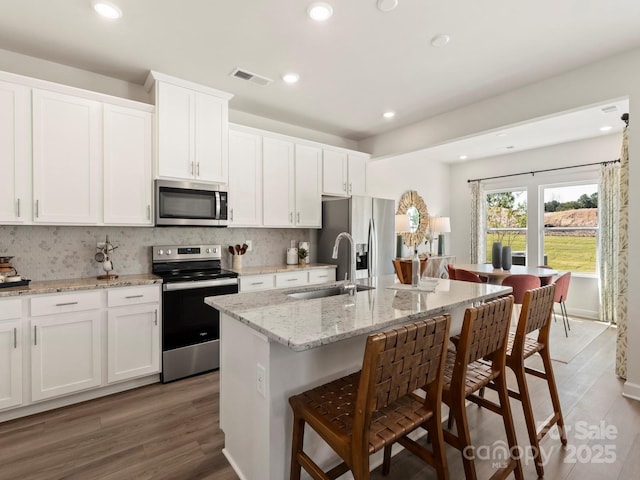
xmin=287 ymin=284 xmax=375 ymax=300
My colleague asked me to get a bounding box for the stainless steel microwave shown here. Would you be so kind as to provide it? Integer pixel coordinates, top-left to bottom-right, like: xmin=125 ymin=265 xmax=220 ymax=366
xmin=155 ymin=180 xmax=228 ymax=227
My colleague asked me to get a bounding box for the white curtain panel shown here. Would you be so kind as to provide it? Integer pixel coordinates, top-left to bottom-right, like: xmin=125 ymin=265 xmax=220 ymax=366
xmin=598 ymin=161 xmax=619 ymax=324
xmin=469 ymin=181 xmax=485 ymax=264
xmin=616 ymin=126 xmax=629 ymax=379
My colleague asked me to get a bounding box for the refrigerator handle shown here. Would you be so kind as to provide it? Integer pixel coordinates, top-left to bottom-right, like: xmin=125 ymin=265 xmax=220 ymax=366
xmin=369 ymin=218 xmax=377 ymax=277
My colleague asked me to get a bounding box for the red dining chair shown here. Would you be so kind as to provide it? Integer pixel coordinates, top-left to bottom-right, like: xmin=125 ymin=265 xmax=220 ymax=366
xmin=552 ymin=272 xmax=572 ymax=337
xmin=454 ymin=268 xmax=484 ymax=283
xmin=501 ymin=275 xmax=541 ymax=305
xmin=447 ymin=263 xmax=456 ymax=280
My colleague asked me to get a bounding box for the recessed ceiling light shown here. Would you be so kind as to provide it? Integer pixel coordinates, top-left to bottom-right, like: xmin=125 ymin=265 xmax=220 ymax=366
xmin=430 ymin=34 xmax=451 ymax=47
xmin=91 ymin=0 xmax=122 ymax=19
xmin=600 ymin=125 xmax=613 ymax=132
xmin=383 ymin=111 xmax=396 ymax=119
xmin=307 ymin=2 xmax=333 ymax=21
xmin=459 ymin=155 xmax=468 ymax=160
xmin=282 ymin=73 xmax=300 ymax=84
xmin=377 ymin=0 xmax=399 ymax=12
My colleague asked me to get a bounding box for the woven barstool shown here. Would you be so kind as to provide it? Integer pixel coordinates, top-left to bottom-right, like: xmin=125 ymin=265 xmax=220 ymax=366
xmin=442 ymin=295 xmax=524 ymax=480
xmin=289 ymin=315 xmax=451 ymax=480
xmin=484 ymin=284 xmax=567 ymax=477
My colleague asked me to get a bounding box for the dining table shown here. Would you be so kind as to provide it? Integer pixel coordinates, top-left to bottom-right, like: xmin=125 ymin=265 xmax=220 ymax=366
xmin=454 ymin=263 xmax=558 ymax=284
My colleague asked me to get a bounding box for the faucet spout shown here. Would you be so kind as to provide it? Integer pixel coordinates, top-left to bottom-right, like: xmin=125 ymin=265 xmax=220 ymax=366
xmin=332 ymin=232 xmax=357 ymax=296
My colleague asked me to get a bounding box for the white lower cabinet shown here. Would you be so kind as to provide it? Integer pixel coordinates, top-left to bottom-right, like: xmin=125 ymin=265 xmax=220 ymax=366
xmin=0 ymin=298 xmax=22 ymax=411
xmin=107 ymin=304 xmax=160 ymax=383
xmin=30 ymin=310 xmax=102 ymax=402
xmin=239 ymin=268 xmax=336 ymax=293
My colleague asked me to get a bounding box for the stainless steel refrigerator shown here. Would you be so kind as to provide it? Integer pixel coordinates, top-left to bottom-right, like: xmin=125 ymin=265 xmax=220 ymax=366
xmin=318 ymin=196 xmax=396 ymax=280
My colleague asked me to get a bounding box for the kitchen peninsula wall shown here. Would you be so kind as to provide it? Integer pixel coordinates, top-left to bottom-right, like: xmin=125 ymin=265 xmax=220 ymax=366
xmin=0 ymin=226 xmax=317 ymax=281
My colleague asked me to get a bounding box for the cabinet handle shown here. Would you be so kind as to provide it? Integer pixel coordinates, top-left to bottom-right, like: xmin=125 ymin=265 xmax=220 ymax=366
xmin=349 ymin=182 xmax=353 ymax=193
xmin=154 ymin=309 xmax=158 ymax=326
xmin=289 ymin=212 xmax=293 ymax=223
xmin=55 ymin=301 xmax=79 ymax=307
xmin=343 ymin=182 xmax=347 ymax=192
xmin=286 ymin=278 xmax=297 ymax=282
xmin=191 ymin=162 xmax=195 ymax=176
xmin=251 ymin=281 xmax=264 ymax=286
xmin=126 ymin=295 xmax=144 ymax=299
xmin=34 ymin=326 xmax=37 ymax=346
xmin=16 ymin=198 xmax=20 ymax=218
xmin=14 ymin=328 xmax=17 ymax=349
xmin=35 ymin=200 xmax=39 ymax=218
xmin=317 ymin=274 xmax=328 ymax=278
xmin=197 ymin=162 xmax=200 ymax=177
xmin=297 ymin=212 xmax=300 ymax=223
xmin=147 ymin=205 xmax=151 ymax=220
xmin=230 ymin=208 xmax=234 ymax=222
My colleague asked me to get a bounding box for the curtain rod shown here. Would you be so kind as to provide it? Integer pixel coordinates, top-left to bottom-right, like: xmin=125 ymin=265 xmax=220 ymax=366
xmin=467 ymin=159 xmax=620 ymax=183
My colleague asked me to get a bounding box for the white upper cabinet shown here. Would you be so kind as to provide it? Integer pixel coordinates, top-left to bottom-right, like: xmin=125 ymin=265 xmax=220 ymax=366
xmin=294 ymin=144 xmax=322 ymax=227
xmin=322 ymin=149 xmax=368 ymax=197
xmin=103 ymin=104 xmax=153 ymax=225
xmin=148 ymin=72 xmax=233 ymax=184
xmin=32 ymin=89 xmax=101 ymax=225
xmin=228 ymin=128 xmax=263 ymax=226
xmin=262 ymin=137 xmax=295 ymax=227
xmin=0 ymin=80 xmax=30 ymax=224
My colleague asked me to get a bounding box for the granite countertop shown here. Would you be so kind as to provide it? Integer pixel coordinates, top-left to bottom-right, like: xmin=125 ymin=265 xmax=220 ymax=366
xmin=0 ymin=274 xmax=162 ymax=298
xmin=206 ymin=275 xmax=512 ymax=352
xmin=232 ymin=263 xmax=337 ymax=276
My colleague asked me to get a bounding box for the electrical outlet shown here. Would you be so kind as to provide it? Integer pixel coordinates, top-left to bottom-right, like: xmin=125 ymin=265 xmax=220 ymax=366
xmin=256 ymin=363 xmax=266 ymax=397
xmin=245 ymin=240 xmax=253 ymax=252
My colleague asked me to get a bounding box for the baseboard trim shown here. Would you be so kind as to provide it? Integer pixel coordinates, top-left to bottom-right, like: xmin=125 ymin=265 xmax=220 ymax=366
xmin=222 ymin=448 xmax=249 ymax=480
xmin=622 ymin=381 xmax=640 ymax=402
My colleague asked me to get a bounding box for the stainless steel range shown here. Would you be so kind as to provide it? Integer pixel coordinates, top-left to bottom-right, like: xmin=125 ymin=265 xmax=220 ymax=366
xmin=152 ymin=244 xmax=238 ymax=383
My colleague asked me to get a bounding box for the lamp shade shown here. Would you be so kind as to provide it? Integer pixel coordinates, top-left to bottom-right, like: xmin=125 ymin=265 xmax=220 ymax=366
xmin=432 ymin=216 xmax=451 ymax=233
xmin=395 ymin=214 xmax=410 ymax=233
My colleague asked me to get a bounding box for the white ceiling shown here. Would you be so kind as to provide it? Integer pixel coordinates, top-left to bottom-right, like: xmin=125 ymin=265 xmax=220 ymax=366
xmin=0 ymin=0 xmax=638 ymax=143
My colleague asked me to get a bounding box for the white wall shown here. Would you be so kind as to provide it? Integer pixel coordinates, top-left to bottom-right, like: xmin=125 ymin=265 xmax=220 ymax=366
xmin=367 ymin=152 xmax=450 ymax=257
xmin=362 ymin=46 xmax=640 ymax=400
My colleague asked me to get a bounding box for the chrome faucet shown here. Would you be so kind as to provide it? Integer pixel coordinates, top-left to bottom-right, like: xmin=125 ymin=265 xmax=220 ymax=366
xmin=332 ymin=232 xmax=357 ymax=296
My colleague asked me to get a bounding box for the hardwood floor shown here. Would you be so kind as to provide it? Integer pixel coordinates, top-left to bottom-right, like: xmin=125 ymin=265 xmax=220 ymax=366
xmin=0 ymin=326 xmax=637 ymax=480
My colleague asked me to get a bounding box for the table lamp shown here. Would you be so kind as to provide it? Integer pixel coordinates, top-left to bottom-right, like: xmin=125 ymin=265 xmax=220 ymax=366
xmin=432 ymin=217 xmax=451 ymax=256
xmin=395 ymin=214 xmax=410 ymax=258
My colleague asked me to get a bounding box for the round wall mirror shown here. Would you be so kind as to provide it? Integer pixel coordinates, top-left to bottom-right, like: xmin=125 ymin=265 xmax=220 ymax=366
xmin=397 ymin=190 xmax=429 ymax=248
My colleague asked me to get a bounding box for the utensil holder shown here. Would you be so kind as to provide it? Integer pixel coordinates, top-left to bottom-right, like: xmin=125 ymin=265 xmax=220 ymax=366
xmin=232 ymin=255 xmax=242 ymax=271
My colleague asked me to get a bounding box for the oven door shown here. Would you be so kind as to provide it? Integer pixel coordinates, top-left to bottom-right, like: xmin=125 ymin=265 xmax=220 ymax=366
xmin=162 ymin=278 xmax=238 ymax=351
xmin=155 ymin=179 xmax=227 ymax=226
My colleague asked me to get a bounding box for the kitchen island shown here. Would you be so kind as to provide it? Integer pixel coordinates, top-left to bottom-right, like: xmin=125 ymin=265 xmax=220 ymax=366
xmin=206 ymin=275 xmax=511 ymax=480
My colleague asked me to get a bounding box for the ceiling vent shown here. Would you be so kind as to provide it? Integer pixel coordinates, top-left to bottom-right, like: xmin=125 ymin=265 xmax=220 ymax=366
xmin=230 ymin=68 xmax=273 ymax=86
xmin=601 ymin=105 xmax=618 ymax=114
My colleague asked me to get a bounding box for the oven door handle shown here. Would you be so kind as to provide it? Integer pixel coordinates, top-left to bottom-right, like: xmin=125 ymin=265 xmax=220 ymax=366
xmin=163 ymin=278 xmax=238 ymax=291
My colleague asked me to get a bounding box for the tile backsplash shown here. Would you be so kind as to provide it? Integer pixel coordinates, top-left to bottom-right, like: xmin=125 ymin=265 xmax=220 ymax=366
xmin=0 ymin=226 xmax=318 ymax=281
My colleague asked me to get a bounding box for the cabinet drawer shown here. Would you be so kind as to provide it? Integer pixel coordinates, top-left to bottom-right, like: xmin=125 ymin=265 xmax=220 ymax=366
xmin=308 ymin=269 xmax=336 ymax=284
xmin=107 ymin=285 xmax=160 ymax=307
xmin=30 ymin=291 xmax=101 ymax=317
xmin=240 ymin=274 xmax=275 ymax=292
xmin=0 ymin=298 xmax=22 ymax=320
xmin=275 ymin=271 xmax=308 ymax=288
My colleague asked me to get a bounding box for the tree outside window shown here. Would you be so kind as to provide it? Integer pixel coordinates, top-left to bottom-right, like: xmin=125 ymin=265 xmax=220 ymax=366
xmin=486 ymin=191 xmax=527 ymax=262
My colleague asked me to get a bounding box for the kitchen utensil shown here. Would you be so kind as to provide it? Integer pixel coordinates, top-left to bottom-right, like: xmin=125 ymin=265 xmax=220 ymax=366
xmin=228 ymin=246 xmax=235 ymax=255
xmin=235 ymin=244 xmax=241 ymax=254
xmin=241 ymin=243 xmax=248 ymax=255
xmin=0 ymin=256 xmax=14 ymax=263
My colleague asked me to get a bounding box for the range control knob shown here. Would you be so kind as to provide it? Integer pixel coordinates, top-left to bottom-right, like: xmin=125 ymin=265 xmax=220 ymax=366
xmin=206 ymin=248 xmax=211 ymax=254
xmin=167 ymin=249 xmax=172 ymax=255
xmin=212 ymin=247 xmax=218 ymax=254
xmin=157 ymin=249 xmax=163 ymax=256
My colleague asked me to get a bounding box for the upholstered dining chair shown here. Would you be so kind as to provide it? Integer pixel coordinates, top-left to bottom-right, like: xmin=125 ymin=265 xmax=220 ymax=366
xmin=454 ymin=268 xmax=484 ymax=283
xmin=501 ymin=274 xmax=541 ymax=321
xmin=552 ymin=272 xmax=572 ymax=337
xmin=447 ymin=263 xmax=457 ymax=280
xmin=289 ymin=315 xmax=451 ymax=480
xmin=441 ymin=295 xmax=524 ymax=480
xmin=537 ymin=265 xmax=555 ymax=286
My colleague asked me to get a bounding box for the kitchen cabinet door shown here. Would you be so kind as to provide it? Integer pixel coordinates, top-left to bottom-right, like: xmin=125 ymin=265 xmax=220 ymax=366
xmin=262 ymin=137 xmax=294 ymax=227
xmin=32 ymin=89 xmax=101 ymax=224
xmin=155 ymin=79 xmax=230 ymax=183
xmin=228 ymin=129 xmax=262 ymax=226
xmin=0 ymin=81 xmax=30 ymax=224
xmin=107 ymin=304 xmax=160 ymax=383
xmin=103 ymin=104 xmax=153 ymax=225
xmin=31 ymin=310 xmax=101 ymax=402
xmin=347 ymin=153 xmax=368 ymax=196
xmin=294 ymin=144 xmax=322 ymax=227
xmin=322 ymin=149 xmax=348 ymax=196
xmin=0 ymin=310 xmax=22 ymax=411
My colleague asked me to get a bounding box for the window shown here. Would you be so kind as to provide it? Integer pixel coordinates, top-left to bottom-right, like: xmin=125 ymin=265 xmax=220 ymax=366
xmin=485 ymin=190 xmax=527 ymax=263
xmin=543 ymin=183 xmax=598 ymax=273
